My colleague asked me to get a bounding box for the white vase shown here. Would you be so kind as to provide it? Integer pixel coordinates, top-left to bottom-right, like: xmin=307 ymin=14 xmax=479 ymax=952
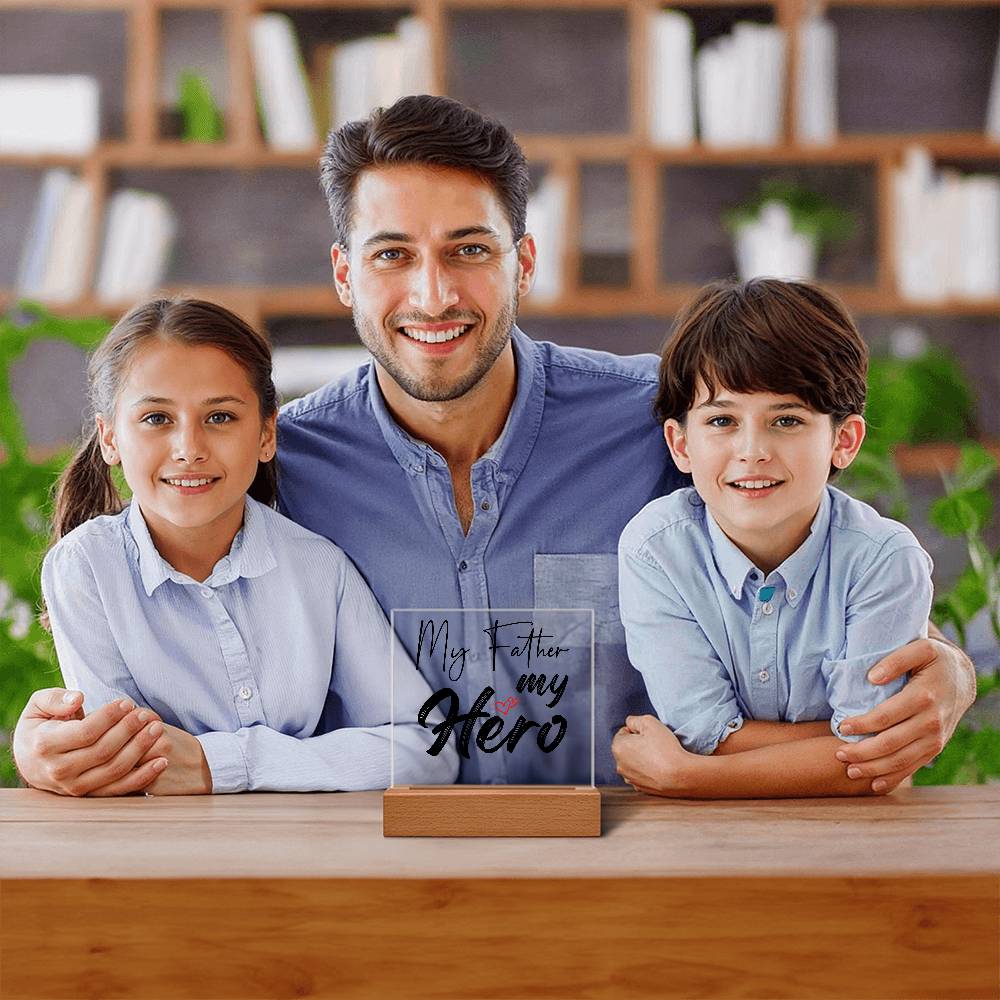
xmin=733 ymin=201 xmax=819 ymax=281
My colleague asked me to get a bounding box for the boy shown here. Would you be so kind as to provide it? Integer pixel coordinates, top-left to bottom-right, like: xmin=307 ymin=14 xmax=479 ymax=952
xmin=613 ymin=278 xmax=933 ymax=798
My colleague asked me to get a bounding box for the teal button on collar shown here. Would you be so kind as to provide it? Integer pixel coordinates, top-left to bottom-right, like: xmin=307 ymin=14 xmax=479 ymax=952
xmin=757 ymin=586 xmax=775 ymax=602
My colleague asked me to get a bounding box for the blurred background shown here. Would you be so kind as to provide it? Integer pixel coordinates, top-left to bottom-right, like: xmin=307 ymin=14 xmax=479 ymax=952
xmin=1 ymin=0 xmax=998 ymax=785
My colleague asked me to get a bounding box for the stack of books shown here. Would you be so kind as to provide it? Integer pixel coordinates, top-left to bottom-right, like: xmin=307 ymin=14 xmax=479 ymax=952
xmin=250 ymin=13 xmax=432 ymax=149
xmin=647 ymin=12 xmax=787 ymax=148
xmin=16 ymin=170 xmax=176 ymax=306
xmin=328 ymin=17 xmax=432 ymax=131
xmin=95 ymin=190 xmax=178 ymax=305
xmin=893 ymin=148 xmax=1000 ymax=303
xmin=17 ymin=171 xmax=95 ymax=304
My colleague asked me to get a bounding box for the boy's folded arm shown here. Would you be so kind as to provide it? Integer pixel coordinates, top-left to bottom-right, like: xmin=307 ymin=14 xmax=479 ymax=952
xmin=685 ymin=735 xmax=878 ymax=798
xmin=710 ymin=719 xmax=831 ymax=754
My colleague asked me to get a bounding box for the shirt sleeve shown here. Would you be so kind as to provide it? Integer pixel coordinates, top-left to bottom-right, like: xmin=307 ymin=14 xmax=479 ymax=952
xmin=197 ymin=553 xmax=460 ymax=793
xmin=40 ymin=541 xmax=151 ymax=713
xmin=821 ymin=537 xmax=933 ymax=742
xmin=618 ymin=538 xmax=744 ymax=755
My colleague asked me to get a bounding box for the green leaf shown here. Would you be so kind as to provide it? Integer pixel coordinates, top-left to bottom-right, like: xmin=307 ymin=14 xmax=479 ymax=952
xmin=929 ymin=493 xmax=982 ymax=536
xmin=954 ymin=442 xmax=998 ymax=493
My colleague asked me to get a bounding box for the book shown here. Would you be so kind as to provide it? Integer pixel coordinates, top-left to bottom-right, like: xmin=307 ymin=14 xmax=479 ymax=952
xmin=96 ymin=190 xmax=177 ymax=304
xmin=0 ymin=75 xmax=99 ymax=155
xmin=649 ymin=10 xmax=695 ymax=147
xmin=987 ymin=35 xmax=1000 ymax=140
xmin=16 ymin=170 xmax=74 ymax=299
xmin=250 ymin=14 xmax=317 ymax=151
xmin=39 ymin=177 xmax=96 ymax=304
xmin=796 ymin=16 xmax=838 ymax=144
xmin=525 ymin=173 xmax=569 ymax=304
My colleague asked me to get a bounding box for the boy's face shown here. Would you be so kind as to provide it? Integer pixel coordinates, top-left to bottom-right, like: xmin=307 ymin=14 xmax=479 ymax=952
xmin=664 ymin=382 xmax=865 ymax=571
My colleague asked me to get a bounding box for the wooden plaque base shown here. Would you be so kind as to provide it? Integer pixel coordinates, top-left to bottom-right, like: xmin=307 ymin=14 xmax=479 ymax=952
xmin=383 ymin=785 xmax=601 ymax=837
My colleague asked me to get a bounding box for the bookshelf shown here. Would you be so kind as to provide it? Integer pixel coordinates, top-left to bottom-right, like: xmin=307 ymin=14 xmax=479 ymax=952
xmin=1 ymin=1 xmax=999 ymax=481
xmin=1 ymin=0 xmax=998 ymax=328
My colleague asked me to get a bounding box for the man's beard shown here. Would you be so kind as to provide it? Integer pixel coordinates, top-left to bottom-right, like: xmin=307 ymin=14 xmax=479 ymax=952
xmin=353 ymin=289 xmax=518 ymax=404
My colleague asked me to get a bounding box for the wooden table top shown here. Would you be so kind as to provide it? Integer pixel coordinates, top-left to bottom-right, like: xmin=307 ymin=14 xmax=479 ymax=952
xmin=3 ymin=786 xmax=998 ymax=881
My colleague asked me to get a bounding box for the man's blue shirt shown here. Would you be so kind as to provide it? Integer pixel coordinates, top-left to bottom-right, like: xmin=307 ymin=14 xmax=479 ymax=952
xmin=277 ymin=326 xmax=685 ymax=783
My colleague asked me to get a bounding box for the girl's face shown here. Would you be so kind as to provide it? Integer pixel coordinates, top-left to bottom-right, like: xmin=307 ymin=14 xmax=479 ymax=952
xmin=96 ymin=339 xmax=276 ymax=551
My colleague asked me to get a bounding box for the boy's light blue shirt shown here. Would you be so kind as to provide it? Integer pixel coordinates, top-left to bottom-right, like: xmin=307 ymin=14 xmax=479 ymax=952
xmin=618 ymin=485 xmax=934 ymax=754
xmin=41 ymin=497 xmax=459 ymax=792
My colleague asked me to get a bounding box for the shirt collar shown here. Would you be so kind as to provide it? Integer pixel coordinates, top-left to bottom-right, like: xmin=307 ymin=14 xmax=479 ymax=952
xmin=705 ymin=506 xmax=759 ymax=599
xmin=126 ymin=497 xmax=277 ymax=597
xmin=367 ymin=325 xmax=545 ymax=483
xmin=771 ymin=486 xmax=832 ymax=607
xmin=705 ymin=486 xmax=832 ymax=605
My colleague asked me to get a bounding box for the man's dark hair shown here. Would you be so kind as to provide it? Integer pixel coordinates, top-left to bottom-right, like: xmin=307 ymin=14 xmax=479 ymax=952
xmin=319 ymin=95 xmax=530 ymax=249
xmin=654 ymin=278 xmax=868 ymax=476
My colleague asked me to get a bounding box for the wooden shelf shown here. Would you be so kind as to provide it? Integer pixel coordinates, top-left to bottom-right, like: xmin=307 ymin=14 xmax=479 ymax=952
xmin=894 ymin=441 xmax=1000 ymax=477
xmin=2 ymin=0 xmax=998 ymax=324
xmin=3 ymin=133 xmax=996 ymax=171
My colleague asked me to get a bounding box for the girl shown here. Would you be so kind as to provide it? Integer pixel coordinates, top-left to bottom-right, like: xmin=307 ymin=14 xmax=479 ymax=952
xmin=40 ymin=297 xmax=457 ymax=795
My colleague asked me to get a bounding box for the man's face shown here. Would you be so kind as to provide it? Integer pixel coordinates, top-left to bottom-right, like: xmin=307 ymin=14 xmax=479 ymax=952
xmin=331 ymin=164 xmax=536 ymax=403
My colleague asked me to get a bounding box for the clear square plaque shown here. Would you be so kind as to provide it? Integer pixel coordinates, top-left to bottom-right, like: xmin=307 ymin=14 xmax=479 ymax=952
xmin=383 ymin=608 xmax=600 ymax=837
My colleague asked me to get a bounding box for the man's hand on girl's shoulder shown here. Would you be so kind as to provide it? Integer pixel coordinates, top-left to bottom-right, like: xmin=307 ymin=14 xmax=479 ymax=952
xmin=835 ymin=637 xmax=977 ymax=793
xmin=12 ymin=688 xmax=167 ymax=796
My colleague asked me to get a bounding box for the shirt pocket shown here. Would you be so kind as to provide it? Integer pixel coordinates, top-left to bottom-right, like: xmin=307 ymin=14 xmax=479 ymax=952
xmin=533 ymin=553 xmax=625 ymax=647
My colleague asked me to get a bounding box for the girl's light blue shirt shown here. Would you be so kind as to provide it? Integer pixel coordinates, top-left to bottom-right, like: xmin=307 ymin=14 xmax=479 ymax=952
xmin=618 ymin=485 xmax=934 ymax=754
xmin=41 ymin=497 xmax=458 ymax=792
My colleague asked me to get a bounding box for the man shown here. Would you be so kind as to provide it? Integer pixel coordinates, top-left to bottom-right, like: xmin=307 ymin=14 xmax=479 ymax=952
xmin=13 ymin=95 xmax=975 ymax=794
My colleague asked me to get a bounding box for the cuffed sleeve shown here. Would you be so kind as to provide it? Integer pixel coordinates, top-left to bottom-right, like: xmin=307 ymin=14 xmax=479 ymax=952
xmin=195 ymin=730 xmax=250 ymax=793
xmin=821 ymin=539 xmax=933 ymax=742
xmin=619 ymin=538 xmax=743 ymax=755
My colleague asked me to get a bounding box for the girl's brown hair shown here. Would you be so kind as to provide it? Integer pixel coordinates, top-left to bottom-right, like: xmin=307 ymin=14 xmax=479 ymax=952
xmin=50 ymin=297 xmax=279 ymax=546
xmin=654 ymin=277 xmax=868 ymax=427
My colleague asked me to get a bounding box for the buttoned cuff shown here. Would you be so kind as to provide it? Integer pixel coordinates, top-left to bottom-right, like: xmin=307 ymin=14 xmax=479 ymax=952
xmin=678 ymin=712 xmax=744 ymax=755
xmin=196 ymin=731 xmax=250 ymax=793
xmin=715 ymin=714 xmax=745 ymax=748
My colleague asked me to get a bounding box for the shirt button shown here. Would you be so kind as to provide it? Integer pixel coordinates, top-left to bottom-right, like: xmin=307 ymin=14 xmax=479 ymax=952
xmin=200 ymin=588 xmax=213 ymax=598
xmin=761 ymin=602 xmax=773 ymax=615
xmin=788 ymin=588 xmax=797 ymax=600
xmin=758 ymin=670 xmax=769 ymax=683
xmin=480 ymin=500 xmax=491 ymax=511
xmin=458 ymin=561 xmax=468 ymax=571
xmin=238 ymin=686 xmax=253 ymax=701
xmin=727 ymin=720 xmax=739 ymax=729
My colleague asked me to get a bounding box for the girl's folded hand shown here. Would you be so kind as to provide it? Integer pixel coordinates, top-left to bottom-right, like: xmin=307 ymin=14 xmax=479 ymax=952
xmin=140 ymin=723 xmax=212 ymax=796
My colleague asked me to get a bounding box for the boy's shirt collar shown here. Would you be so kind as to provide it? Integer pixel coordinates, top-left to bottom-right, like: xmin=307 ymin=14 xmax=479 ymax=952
xmin=126 ymin=498 xmax=277 ymax=596
xmin=705 ymin=487 xmax=832 ymax=606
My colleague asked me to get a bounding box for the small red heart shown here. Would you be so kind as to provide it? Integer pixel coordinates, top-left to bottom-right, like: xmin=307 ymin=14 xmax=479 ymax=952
xmin=494 ymin=696 xmax=518 ymax=715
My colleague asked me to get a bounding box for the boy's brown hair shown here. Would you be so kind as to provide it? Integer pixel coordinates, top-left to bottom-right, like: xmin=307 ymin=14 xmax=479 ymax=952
xmin=655 ymin=278 xmax=868 ymax=430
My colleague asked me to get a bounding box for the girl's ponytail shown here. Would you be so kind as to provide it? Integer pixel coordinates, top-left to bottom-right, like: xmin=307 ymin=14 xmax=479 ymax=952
xmin=50 ymin=427 xmax=123 ymax=544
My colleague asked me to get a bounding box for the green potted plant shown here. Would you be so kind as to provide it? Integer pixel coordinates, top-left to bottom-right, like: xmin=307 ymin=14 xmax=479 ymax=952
xmin=724 ymin=179 xmax=856 ymax=281
xmin=0 ymin=304 xmax=109 ymax=786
